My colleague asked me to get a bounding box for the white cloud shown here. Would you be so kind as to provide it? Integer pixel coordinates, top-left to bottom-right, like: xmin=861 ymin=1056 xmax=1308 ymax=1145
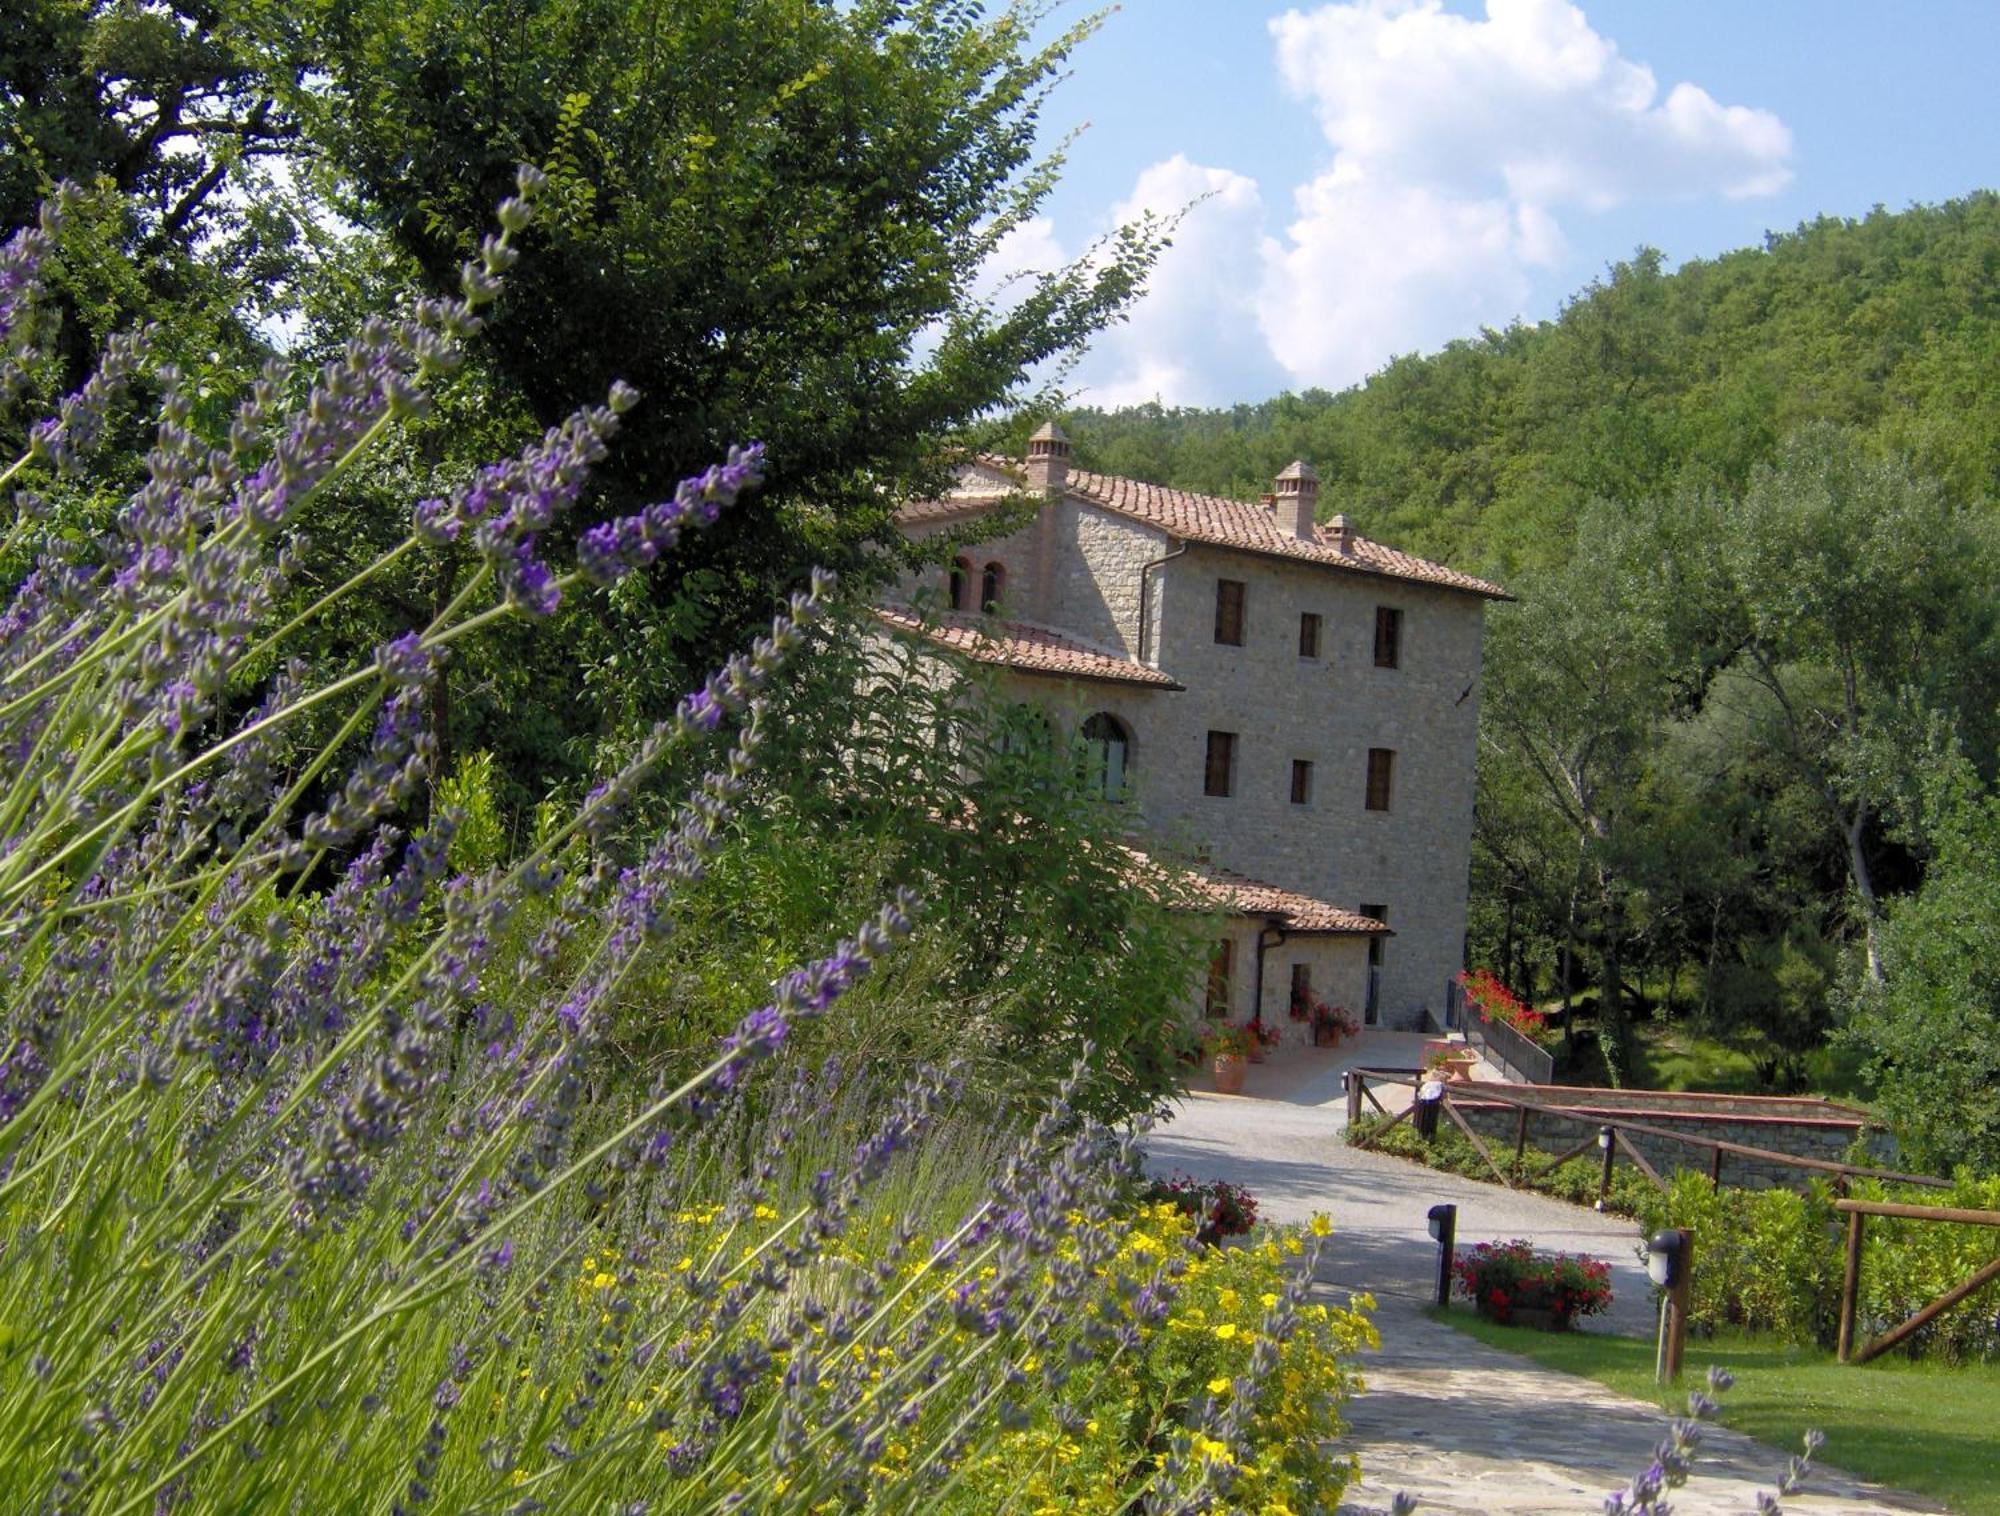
xmin=985 ymin=1 xmax=1793 ymax=402
xmin=1076 ymin=156 xmax=1284 ymax=408
xmin=1251 ymin=0 xmax=1792 ymax=388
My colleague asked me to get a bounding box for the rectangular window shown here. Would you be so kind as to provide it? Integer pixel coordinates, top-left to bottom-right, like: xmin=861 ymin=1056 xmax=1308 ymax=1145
xmin=1214 ymin=579 xmax=1246 ymax=646
xmin=1298 ymin=612 xmax=1321 ymax=659
xmin=1204 ymin=730 xmax=1237 ymax=797
xmin=1206 ymin=939 xmax=1234 ymax=1018
xmin=1290 ymin=758 xmax=1313 ymax=805
xmin=1365 ymin=748 xmax=1395 ymax=811
xmin=1289 ymin=962 xmax=1312 ymax=1015
xmin=1374 ymin=606 xmax=1403 ymax=668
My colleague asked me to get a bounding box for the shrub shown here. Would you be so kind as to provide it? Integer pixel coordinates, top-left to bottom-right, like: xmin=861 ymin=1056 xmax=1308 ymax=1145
xmin=1847 ymin=1172 xmax=2000 ymax=1362
xmin=1633 ymin=1174 xmax=1839 ymax=1344
xmin=1354 ymin=1113 xmax=1659 ymax=1216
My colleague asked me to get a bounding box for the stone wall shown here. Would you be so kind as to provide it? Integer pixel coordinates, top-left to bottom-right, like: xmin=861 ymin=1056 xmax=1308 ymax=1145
xmin=1443 ymin=1086 xmax=1899 ymax=1191
xmin=894 ymin=475 xmax=1492 ymax=1037
xmin=1142 ymin=546 xmax=1485 ymax=1032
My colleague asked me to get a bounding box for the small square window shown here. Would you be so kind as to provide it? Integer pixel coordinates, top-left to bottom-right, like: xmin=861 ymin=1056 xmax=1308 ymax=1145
xmin=1289 ymin=962 xmax=1312 ymax=1014
xmin=1204 ymin=730 xmax=1237 ymax=797
xmin=1298 ymin=612 xmax=1321 ymax=659
xmin=1206 ymin=939 xmax=1234 ymax=1018
xmin=1365 ymin=748 xmax=1395 ymax=811
xmin=1214 ymin=579 xmax=1246 ymax=646
xmin=1290 ymin=758 xmax=1313 ymax=805
xmin=1374 ymin=606 xmax=1403 ymax=668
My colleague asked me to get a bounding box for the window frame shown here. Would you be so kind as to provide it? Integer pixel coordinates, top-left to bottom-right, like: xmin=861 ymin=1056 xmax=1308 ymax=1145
xmin=1080 ymin=712 xmax=1131 ymax=802
xmin=981 ymin=561 xmax=1007 ymax=614
xmin=1205 ymin=938 xmax=1234 ymax=1018
xmin=948 ymin=556 xmax=973 ymax=613
xmin=1373 ymin=605 xmax=1403 ymax=668
xmin=1203 ymin=729 xmax=1237 ymax=798
xmin=1290 ymin=758 xmax=1313 ymax=805
xmin=1365 ymin=748 xmax=1395 ymax=811
xmin=1289 ymin=962 xmax=1313 ymax=1015
xmin=1298 ymin=611 xmax=1322 ymax=659
xmin=1213 ymin=578 xmax=1246 ymax=646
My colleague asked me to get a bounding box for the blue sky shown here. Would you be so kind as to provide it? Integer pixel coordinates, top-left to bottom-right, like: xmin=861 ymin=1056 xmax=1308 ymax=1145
xmin=1001 ymin=0 xmax=2000 ymax=407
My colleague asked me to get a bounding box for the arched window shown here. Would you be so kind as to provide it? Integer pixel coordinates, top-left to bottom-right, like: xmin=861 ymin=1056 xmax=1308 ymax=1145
xmin=1081 ymin=712 xmax=1131 ymax=801
xmin=980 ymin=560 xmax=1006 ymax=613
xmin=948 ymin=555 xmax=974 ymax=613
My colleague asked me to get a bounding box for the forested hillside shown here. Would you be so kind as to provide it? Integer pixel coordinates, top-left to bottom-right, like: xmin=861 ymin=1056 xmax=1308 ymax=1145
xmin=1063 ymin=197 xmax=2000 ymax=1155
xmin=1059 ymin=194 xmax=2000 ymax=577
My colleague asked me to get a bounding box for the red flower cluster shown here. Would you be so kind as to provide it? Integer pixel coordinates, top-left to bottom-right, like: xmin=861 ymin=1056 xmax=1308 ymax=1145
xmin=1142 ymin=1172 xmax=1259 ymax=1244
xmin=1457 ymin=968 xmax=1547 ymax=1040
xmin=1453 ymin=1239 xmax=1612 ymax=1327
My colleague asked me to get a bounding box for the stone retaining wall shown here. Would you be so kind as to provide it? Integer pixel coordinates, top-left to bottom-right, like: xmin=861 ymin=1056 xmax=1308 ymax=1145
xmin=1442 ymin=1084 xmax=1898 ymax=1191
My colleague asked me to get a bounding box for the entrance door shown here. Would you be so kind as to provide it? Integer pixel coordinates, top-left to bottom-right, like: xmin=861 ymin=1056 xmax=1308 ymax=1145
xmin=1360 ymin=904 xmax=1385 ymax=1026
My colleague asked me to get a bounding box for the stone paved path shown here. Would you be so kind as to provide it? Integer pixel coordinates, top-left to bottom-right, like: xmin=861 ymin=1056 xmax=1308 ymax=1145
xmin=1334 ymin=1299 xmax=1945 ymax=1515
xmin=1140 ymin=1051 xmax=1947 ymax=1515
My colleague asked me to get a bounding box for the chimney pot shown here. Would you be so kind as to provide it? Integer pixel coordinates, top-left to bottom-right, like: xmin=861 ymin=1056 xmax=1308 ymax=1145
xmin=1025 ymin=419 xmax=1071 ymax=497
xmin=1327 ymin=512 xmax=1354 ymax=553
xmin=1272 ymin=459 xmax=1319 ymax=540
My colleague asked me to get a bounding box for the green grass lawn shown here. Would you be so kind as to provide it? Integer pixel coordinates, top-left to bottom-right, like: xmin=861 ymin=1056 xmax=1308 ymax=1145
xmin=1434 ymin=1308 xmax=2000 ymax=1513
xmin=1551 ymin=1011 xmax=1876 ymax=1104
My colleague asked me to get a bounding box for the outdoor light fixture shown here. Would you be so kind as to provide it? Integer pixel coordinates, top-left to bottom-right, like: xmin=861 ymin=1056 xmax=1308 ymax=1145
xmin=1649 ymin=1229 xmax=1694 ymax=1382
xmin=1426 ymin=1203 xmax=1457 ymax=1309
xmin=1647 ymin=1229 xmax=1688 ymax=1289
xmin=1597 ymin=1125 xmax=1614 ymax=1150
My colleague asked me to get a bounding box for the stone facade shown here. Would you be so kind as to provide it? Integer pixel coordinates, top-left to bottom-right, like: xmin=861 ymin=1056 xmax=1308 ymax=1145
xmin=888 ymin=435 xmax=1502 ymax=1034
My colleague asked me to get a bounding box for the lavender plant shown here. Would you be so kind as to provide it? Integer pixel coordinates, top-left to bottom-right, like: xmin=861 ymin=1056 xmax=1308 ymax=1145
xmin=0 ymin=178 xmax=1363 ymax=1511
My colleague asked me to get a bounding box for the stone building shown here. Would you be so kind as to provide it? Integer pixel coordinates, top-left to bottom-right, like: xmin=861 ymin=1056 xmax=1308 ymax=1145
xmin=879 ymin=422 xmax=1508 ymax=1043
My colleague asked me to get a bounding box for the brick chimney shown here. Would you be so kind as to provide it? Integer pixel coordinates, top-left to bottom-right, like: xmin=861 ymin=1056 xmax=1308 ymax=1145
xmin=1025 ymin=419 xmax=1071 ymax=497
xmin=1273 ymin=460 xmax=1318 ymax=540
xmin=1326 ymin=513 xmax=1354 ymax=554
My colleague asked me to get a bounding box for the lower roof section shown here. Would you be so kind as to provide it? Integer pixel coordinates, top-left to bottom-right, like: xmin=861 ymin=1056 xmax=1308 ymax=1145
xmin=1124 ymin=845 xmax=1391 ymax=936
xmin=872 ymin=604 xmax=1183 ymax=690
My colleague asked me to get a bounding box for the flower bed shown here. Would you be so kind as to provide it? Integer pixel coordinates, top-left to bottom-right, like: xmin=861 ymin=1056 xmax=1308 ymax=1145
xmin=1454 ymin=1239 xmax=1613 ymax=1329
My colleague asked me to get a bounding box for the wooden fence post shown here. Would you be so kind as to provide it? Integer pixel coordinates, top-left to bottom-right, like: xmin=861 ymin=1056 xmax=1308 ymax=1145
xmin=1837 ymin=1208 xmax=1864 ymax=1363
xmin=1664 ymin=1233 xmax=1694 ymax=1381
xmin=1345 ymin=1069 xmax=1363 ymax=1128
xmin=1513 ymin=1106 xmax=1530 ymax=1168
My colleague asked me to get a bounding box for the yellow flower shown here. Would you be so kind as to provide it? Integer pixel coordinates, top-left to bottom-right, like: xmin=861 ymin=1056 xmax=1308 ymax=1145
xmin=1212 ymin=1323 xmax=1238 ymax=1341
xmin=1309 ymin=1214 xmax=1332 ymax=1238
xmin=753 ymin=1203 xmax=779 ymax=1221
xmin=1206 ymin=1375 xmax=1232 ymax=1395
xmin=591 ymin=1271 xmax=616 ymax=1290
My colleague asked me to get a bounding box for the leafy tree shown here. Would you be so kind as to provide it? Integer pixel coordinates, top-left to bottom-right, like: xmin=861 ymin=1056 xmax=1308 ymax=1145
xmin=291 ymin=0 xmax=1160 ymax=760
xmin=614 ymin=605 xmax=1213 ymax=1123
xmin=1846 ymin=751 xmax=2000 ymax=1172
xmin=1720 ymin=424 xmax=2000 ymax=978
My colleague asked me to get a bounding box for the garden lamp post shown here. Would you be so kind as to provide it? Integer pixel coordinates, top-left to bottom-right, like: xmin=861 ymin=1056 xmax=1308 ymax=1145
xmin=1648 ymin=1228 xmax=1693 ymax=1382
xmin=1427 ymin=1203 xmax=1457 ymax=1309
xmin=1595 ymin=1125 xmax=1616 ymax=1210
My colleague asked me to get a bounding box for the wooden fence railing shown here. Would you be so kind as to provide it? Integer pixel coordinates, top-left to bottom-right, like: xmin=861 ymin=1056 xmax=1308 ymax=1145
xmin=1835 ymin=1198 xmax=2000 ymax=1364
xmin=1343 ymin=1067 xmax=1950 ymax=1203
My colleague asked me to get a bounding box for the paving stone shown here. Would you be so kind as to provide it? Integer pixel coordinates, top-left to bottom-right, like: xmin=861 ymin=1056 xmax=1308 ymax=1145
xmin=1140 ymin=1053 xmax=1945 ymax=1516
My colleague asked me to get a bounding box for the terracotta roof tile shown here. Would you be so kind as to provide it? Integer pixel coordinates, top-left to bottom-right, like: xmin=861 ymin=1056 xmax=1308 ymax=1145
xmin=894 ymin=461 xmax=1509 ymax=600
xmin=871 ymin=606 xmax=1182 ymax=689
xmin=1123 ymin=847 xmax=1390 ymax=935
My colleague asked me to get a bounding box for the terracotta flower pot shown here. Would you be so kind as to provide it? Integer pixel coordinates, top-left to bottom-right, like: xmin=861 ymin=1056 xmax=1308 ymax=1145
xmin=1212 ymin=1053 xmax=1246 ymax=1095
